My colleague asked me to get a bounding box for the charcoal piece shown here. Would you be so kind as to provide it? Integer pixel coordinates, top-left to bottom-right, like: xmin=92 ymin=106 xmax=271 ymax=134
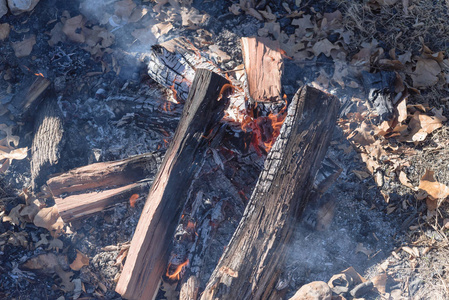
xmin=362 ymin=71 xmax=396 ymax=122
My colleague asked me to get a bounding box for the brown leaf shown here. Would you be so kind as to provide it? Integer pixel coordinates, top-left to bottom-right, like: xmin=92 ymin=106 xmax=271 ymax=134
xmin=396 ymin=97 xmax=407 ymax=123
xmin=372 ymin=273 xmax=387 ymax=294
xmin=62 ymin=15 xmax=85 ymax=43
xmin=22 ymin=253 xmax=60 ymax=271
xmin=291 ymin=15 xmax=314 ymax=37
xmin=48 ymin=22 xmax=66 ymax=47
xmin=0 ymin=147 xmax=28 ymax=161
xmin=0 ymin=23 xmax=10 ymax=41
xmin=411 ymin=58 xmax=441 ymax=88
xmin=11 ymin=35 xmax=36 ymax=58
xmin=3 ymin=204 xmax=24 ymax=226
xmin=399 ymin=171 xmax=415 ymax=190
xmin=356 ymin=243 xmax=373 ymax=257
xmin=417 ymin=170 xmax=449 ymax=202
xmin=312 ymin=39 xmax=339 ymax=57
xmin=33 ymin=206 xmax=64 ymax=237
xmin=114 ymin=0 xmax=136 ymax=19
xmin=69 ymin=250 xmax=89 ymax=271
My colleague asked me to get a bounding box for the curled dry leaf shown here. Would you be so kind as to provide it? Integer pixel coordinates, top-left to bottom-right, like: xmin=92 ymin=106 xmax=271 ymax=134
xmin=11 ymin=35 xmax=36 ymax=58
xmin=372 ymin=273 xmax=387 ymax=294
xmin=312 ymin=38 xmax=339 ymax=57
xmin=411 ymin=58 xmax=441 ymax=88
xmin=417 ymin=170 xmax=449 ymax=204
xmin=69 ymin=250 xmax=89 ymax=271
xmin=22 ymin=253 xmax=61 ymax=271
xmin=0 ymin=147 xmax=28 ymax=161
xmin=114 ymin=0 xmax=136 ymax=19
xmin=3 ymin=204 xmax=25 ymax=226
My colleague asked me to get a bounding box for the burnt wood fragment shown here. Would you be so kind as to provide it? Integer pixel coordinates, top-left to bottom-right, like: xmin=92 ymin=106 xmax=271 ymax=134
xmin=9 ymin=76 xmax=51 ymax=118
xmin=47 ymin=153 xmax=161 ymax=222
xmin=362 ymin=71 xmax=396 ymax=122
xmin=201 ymin=86 xmax=340 ymax=300
xmin=115 ymin=69 xmax=229 ymax=300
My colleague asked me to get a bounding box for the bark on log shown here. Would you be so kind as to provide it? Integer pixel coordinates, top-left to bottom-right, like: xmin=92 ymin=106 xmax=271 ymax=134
xmin=115 ymin=69 xmax=229 ymax=300
xmin=31 ymin=98 xmax=64 ymax=189
xmin=201 ymin=86 xmax=340 ymax=300
xmin=241 ymin=37 xmax=283 ymax=103
xmin=47 ymin=153 xmax=161 ymax=222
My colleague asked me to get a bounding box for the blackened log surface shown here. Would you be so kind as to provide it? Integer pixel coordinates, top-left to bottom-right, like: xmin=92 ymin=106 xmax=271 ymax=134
xmin=201 ymin=86 xmax=340 ymax=300
xmin=115 ymin=69 xmax=229 ymax=300
xmin=31 ymin=98 xmax=64 ymax=190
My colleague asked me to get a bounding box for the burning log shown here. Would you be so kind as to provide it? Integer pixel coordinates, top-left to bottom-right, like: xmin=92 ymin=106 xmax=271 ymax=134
xmin=241 ymin=37 xmax=283 ymax=104
xmin=201 ymin=86 xmax=340 ymax=300
xmin=115 ymin=69 xmax=230 ymax=300
xmin=47 ymin=153 xmax=162 ymax=222
xmin=31 ymin=98 xmax=65 ymax=189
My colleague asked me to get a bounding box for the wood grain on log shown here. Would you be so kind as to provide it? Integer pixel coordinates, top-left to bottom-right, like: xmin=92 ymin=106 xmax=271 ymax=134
xmin=241 ymin=37 xmax=283 ymax=103
xmin=31 ymin=98 xmax=64 ymax=189
xmin=201 ymin=86 xmax=340 ymax=300
xmin=47 ymin=153 xmax=161 ymax=222
xmin=115 ymin=69 xmax=229 ymax=300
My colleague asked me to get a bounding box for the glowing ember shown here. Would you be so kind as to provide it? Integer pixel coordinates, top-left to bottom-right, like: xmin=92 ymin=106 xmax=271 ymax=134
xmin=34 ymin=73 xmax=45 ymax=77
xmin=129 ymin=194 xmax=139 ymax=207
xmin=166 ymin=259 xmax=189 ymax=281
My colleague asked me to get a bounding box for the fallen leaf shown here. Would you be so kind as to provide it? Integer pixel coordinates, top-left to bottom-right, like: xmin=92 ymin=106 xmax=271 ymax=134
xmin=62 ymin=15 xmax=85 ymax=43
xmin=229 ymin=4 xmax=241 ymax=15
xmin=0 ymin=147 xmax=28 ymax=161
xmin=292 ymin=15 xmax=314 ymax=37
xmin=11 ymin=35 xmax=36 ymax=58
xmin=312 ymin=38 xmax=339 ymax=57
xmin=48 ymin=238 xmax=64 ymax=251
xmin=353 ymin=169 xmax=370 ymax=180
xmin=69 ymin=250 xmax=89 ymax=271
xmin=372 ymin=273 xmax=387 ymax=294
xmin=55 ymin=265 xmax=75 ymax=292
xmin=399 ymin=171 xmax=415 ymax=190
xmin=417 ymin=170 xmax=449 ymax=202
xmin=341 ymin=266 xmax=366 ymax=284
xmin=114 ymin=0 xmax=136 ymax=19
xmin=33 ymin=206 xmax=64 ymax=237
xmin=35 ymin=233 xmax=49 ymax=248
xmin=73 ymin=278 xmax=83 ymax=299
xmin=402 ymin=246 xmax=419 ymax=258
xmin=22 ymin=253 xmax=61 ymax=271
xmin=396 ymin=97 xmax=407 ymax=123
xmin=0 ymin=23 xmax=10 ymax=40
xmin=411 ymin=58 xmax=441 ymax=88
xmin=3 ymin=204 xmax=24 ymax=226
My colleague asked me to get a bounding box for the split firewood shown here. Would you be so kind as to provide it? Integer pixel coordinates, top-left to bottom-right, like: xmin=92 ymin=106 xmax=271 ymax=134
xmin=115 ymin=69 xmax=230 ymax=300
xmin=47 ymin=153 xmax=162 ymax=222
xmin=201 ymin=86 xmax=340 ymax=300
xmin=8 ymin=75 xmax=50 ymax=118
xmin=31 ymin=98 xmax=65 ymax=189
xmin=241 ymin=37 xmax=283 ymax=103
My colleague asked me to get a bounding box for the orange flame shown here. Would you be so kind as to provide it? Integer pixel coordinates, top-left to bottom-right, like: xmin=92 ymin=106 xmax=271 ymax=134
xmin=163 ymin=139 xmax=169 ymax=147
xmin=34 ymin=73 xmax=45 ymax=77
xmin=129 ymin=194 xmax=139 ymax=207
xmin=166 ymin=259 xmax=189 ymax=281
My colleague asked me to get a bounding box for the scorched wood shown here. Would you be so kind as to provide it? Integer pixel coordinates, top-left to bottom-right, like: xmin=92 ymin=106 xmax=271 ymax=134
xmin=9 ymin=75 xmax=50 ymax=118
xmin=201 ymin=86 xmax=340 ymax=300
xmin=115 ymin=69 xmax=229 ymax=300
xmin=241 ymin=37 xmax=283 ymax=103
xmin=47 ymin=153 xmax=161 ymax=222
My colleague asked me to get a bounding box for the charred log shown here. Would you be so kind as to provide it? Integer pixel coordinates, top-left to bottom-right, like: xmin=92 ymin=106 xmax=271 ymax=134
xmin=201 ymin=86 xmax=340 ymax=300
xmin=115 ymin=69 xmax=230 ymax=300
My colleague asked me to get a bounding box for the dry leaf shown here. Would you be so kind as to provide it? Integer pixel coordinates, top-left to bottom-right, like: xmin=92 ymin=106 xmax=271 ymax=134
xmin=55 ymin=265 xmax=75 ymax=292
xmin=69 ymin=250 xmax=89 ymax=271
xmin=353 ymin=169 xmax=370 ymax=180
xmin=152 ymin=22 xmax=173 ymax=39
xmin=0 ymin=23 xmax=10 ymax=41
xmin=229 ymin=4 xmax=241 ymax=15
xmin=292 ymin=15 xmax=314 ymax=37
xmin=22 ymin=253 xmax=61 ymax=271
xmin=73 ymin=278 xmax=83 ymax=299
xmin=47 ymin=22 xmax=66 ymax=47
xmin=396 ymin=97 xmax=407 ymax=123
xmin=341 ymin=266 xmax=366 ymax=284
xmin=312 ymin=38 xmax=339 ymax=57
xmin=0 ymin=147 xmax=28 ymax=161
xmin=417 ymin=170 xmax=449 ymax=202
xmin=114 ymin=0 xmax=136 ymax=19
xmin=62 ymin=15 xmax=85 ymax=43
xmin=3 ymin=204 xmax=24 ymax=226
xmin=48 ymin=238 xmax=64 ymax=251
xmin=399 ymin=171 xmax=415 ymax=190
xmin=11 ymin=35 xmax=36 ymax=58
xmin=33 ymin=206 xmax=64 ymax=237
xmin=411 ymin=58 xmax=441 ymax=88
xmin=372 ymin=273 xmax=387 ymax=294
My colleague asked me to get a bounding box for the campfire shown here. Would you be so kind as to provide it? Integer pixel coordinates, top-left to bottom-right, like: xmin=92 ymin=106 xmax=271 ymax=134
xmin=4 ymin=0 xmax=449 ymax=299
